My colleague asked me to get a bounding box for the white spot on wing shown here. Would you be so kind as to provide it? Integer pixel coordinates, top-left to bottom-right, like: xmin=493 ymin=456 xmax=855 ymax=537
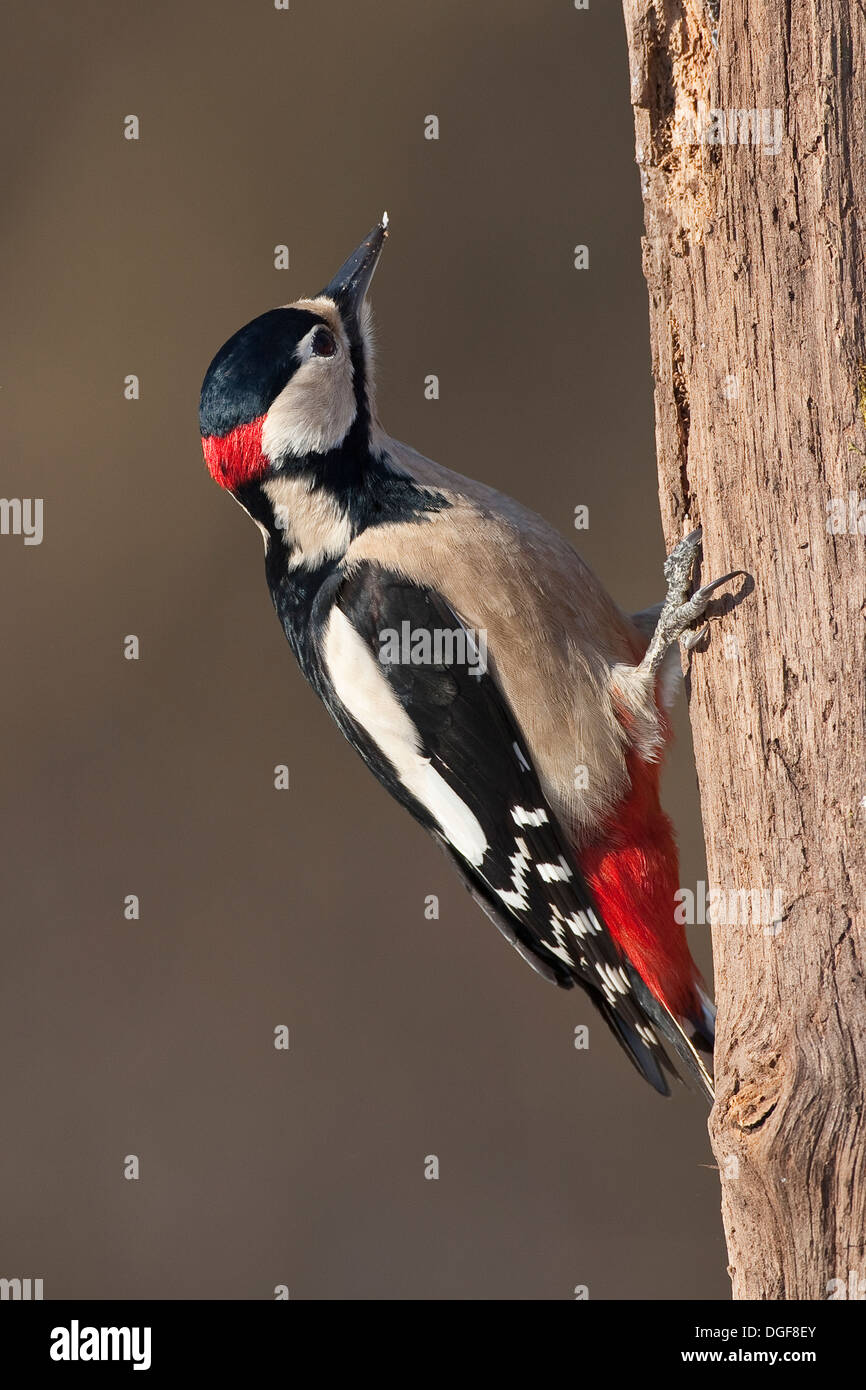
xmin=547 ymin=913 xmax=574 ymax=965
xmin=585 ymin=907 xmax=604 ymax=935
xmin=512 ymin=742 xmax=531 ymax=771
xmin=536 ymin=856 xmax=573 ymax=883
xmin=497 ymin=836 xmax=532 ymax=911
xmin=550 ymin=901 xmax=595 ymax=947
xmin=511 ymin=806 xmax=549 ymax=827
xmin=636 ymin=1022 xmax=659 ymax=1047
xmin=596 ymin=963 xmax=631 ymax=996
xmin=565 ymin=912 xmax=587 ymax=939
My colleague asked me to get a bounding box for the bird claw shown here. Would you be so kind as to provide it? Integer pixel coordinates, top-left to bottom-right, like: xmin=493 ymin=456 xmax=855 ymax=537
xmin=681 ymin=623 xmax=708 ymax=652
xmin=643 ymin=532 xmax=743 ymax=675
xmin=690 ymin=569 xmax=744 ymax=607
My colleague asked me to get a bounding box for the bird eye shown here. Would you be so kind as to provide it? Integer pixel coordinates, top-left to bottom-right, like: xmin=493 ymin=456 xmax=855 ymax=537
xmin=310 ymin=326 xmax=337 ymax=358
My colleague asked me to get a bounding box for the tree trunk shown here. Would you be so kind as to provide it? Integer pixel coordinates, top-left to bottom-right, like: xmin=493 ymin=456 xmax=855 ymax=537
xmin=620 ymin=0 xmax=866 ymax=1299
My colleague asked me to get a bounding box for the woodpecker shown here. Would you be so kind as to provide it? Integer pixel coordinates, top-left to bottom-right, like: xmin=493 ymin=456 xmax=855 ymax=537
xmin=200 ymin=217 xmax=737 ymax=1099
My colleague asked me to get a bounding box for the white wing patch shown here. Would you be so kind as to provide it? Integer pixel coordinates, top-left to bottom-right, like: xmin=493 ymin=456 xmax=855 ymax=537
xmin=324 ymin=608 xmax=488 ymax=867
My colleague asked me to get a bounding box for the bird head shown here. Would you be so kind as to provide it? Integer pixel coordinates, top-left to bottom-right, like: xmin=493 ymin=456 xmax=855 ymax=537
xmin=199 ymin=217 xmax=388 ymax=501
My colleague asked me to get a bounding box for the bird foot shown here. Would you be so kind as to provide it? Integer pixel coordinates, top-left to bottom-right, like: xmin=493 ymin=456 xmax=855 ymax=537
xmin=641 ymin=528 xmax=741 ymax=676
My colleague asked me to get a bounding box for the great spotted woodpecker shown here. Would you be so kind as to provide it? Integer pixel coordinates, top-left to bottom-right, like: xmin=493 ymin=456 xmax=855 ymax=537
xmin=200 ymin=218 xmax=736 ymax=1099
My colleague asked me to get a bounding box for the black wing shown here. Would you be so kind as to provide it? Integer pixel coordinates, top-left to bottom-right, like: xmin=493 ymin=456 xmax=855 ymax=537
xmin=311 ymin=561 xmax=710 ymax=1098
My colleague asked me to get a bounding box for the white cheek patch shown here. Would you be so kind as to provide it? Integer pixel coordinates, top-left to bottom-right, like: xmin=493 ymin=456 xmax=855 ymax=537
xmin=324 ymin=608 xmax=489 ymax=868
xmin=262 ymin=322 xmax=357 ymax=461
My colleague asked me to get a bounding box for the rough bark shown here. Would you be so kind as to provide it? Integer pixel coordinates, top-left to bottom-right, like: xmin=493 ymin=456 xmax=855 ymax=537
xmin=620 ymin=0 xmax=866 ymax=1299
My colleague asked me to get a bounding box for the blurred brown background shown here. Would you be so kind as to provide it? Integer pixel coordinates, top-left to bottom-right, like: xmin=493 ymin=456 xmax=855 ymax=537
xmin=0 ymin=0 xmax=728 ymax=1298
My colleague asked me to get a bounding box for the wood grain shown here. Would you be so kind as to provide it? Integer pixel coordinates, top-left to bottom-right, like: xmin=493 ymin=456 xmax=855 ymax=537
xmin=620 ymin=0 xmax=866 ymax=1298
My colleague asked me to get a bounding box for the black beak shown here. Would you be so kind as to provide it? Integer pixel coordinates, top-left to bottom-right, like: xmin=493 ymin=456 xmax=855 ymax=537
xmin=320 ymin=214 xmax=389 ymax=321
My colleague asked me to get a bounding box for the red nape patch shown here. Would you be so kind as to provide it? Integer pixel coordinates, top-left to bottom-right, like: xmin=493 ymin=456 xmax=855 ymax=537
xmin=577 ymin=750 xmax=703 ymax=1023
xmin=201 ymin=417 xmax=268 ymax=491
